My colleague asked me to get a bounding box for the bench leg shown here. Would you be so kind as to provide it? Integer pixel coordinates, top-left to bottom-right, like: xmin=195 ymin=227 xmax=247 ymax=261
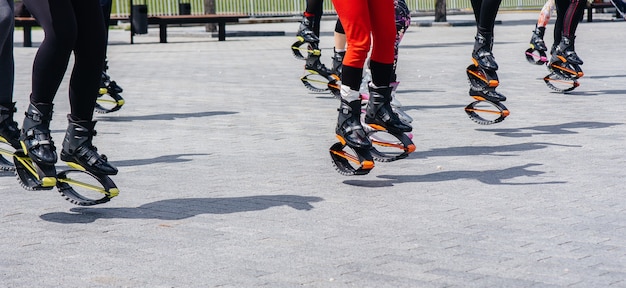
xmin=588 ymin=7 xmax=593 ymax=22
xmin=23 ymin=26 xmax=32 ymax=47
xmin=159 ymin=23 xmax=167 ymax=43
xmin=218 ymin=22 xmax=226 ymax=41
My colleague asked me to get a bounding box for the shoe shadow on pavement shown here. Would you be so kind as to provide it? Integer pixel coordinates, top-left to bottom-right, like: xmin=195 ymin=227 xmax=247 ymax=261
xmin=343 ymin=121 xmax=622 ymax=187
xmin=343 ymin=140 xmax=581 ymax=187
xmin=414 ymin=141 xmax=580 ymax=160
xmin=95 ymin=111 xmax=237 ymax=122
xmin=476 ymin=121 xmax=622 ymax=138
xmin=569 ymin=89 xmax=626 ymax=96
xmin=553 ymin=74 xmax=626 ymax=96
xmin=344 ymin=163 xmax=567 ymax=188
xmin=400 ymin=104 xmax=465 ymax=113
xmin=109 ymin=153 xmax=210 ymax=167
xmin=1 ymin=154 xmax=204 ymax=175
xmin=585 ymin=74 xmax=626 ymax=80
xmin=40 ymin=195 xmax=324 ymax=224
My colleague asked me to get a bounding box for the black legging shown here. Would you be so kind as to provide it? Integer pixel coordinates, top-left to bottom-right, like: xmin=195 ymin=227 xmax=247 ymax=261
xmin=334 ymin=18 xmax=344 ymax=34
xmin=554 ymin=0 xmax=586 ymax=44
xmin=22 ymin=0 xmax=106 ymax=121
xmin=101 ymin=0 xmax=112 ymax=57
xmin=305 ymin=0 xmax=324 ymax=37
xmin=0 ymin=0 xmax=14 ymax=105
xmin=470 ymin=0 xmax=502 ymax=34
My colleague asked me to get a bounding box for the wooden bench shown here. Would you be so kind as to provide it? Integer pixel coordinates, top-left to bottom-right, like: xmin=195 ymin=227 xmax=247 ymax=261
xmin=587 ymin=0 xmax=617 ymax=22
xmin=13 ymin=17 xmax=38 ymax=47
xmin=14 ymin=16 xmax=128 ymax=47
xmin=14 ymin=14 xmax=246 ymax=46
xmin=138 ymin=14 xmax=249 ymax=43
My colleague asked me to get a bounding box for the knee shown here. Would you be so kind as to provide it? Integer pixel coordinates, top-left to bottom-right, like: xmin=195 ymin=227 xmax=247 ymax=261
xmin=351 ymin=46 xmax=370 ymax=62
xmin=47 ymin=28 xmax=77 ymax=53
xmin=344 ymin=46 xmax=370 ymax=68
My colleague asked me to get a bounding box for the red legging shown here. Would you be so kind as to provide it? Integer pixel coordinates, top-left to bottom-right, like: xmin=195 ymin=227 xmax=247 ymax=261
xmin=332 ymin=0 xmax=396 ymax=69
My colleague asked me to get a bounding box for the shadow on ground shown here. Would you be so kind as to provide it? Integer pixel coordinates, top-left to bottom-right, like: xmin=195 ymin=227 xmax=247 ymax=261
xmin=96 ymin=111 xmax=237 ymax=122
xmin=475 ymin=121 xmax=622 ymax=137
xmin=40 ymin=195 xmax=324 ymax=224
xmin=344 ymin=163 xmax=566 ymax=187
xmin=110 ymin=153 xmax=210 ymax=167
xmin=413 ymin=141 xmax=579 ymax=159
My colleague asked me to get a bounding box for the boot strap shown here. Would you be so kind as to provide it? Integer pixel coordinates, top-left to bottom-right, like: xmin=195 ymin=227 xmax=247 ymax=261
xmin=76 ymin=146 xmax=104 ymax=166
xmin=339 ymin=115 xmax=365 ymax=134
xmin=25 ymin=111 xmax=44 ymax=122
xmin=0 ymin=106 xmax=16 ymax=115
xmin=25 ymin=129 xmax=54 ymax=147
xmin=342 ymin=123 xmax=364 ymax=134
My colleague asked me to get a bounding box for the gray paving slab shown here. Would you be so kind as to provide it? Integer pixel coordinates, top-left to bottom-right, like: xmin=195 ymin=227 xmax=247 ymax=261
xmin=1 ymin=11 xmax=625 ymax=287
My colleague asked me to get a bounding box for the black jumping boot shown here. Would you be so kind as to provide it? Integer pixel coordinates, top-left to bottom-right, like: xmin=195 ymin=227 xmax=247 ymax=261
xmin=101 ymin=71 xmax=123 ymax=95
xmin=296 ymin=16 xmax=319 ymax=44
xmin=336 ymin=99 xmax=371 ymax=149
xmin=20 ymin=103 xmax=57 ymax=164
xmin=550 ymin=35 xmax=583 ymax=65
xmin=60 ymin=115 xmax=117 ymax=175
xmin=364 ymin=84 xmax=412 ymax=134
xmin=0 ymin=102 xmax=21 ymax=149
xmin=472 ymin=31 xmax=498 ymax=71
xmin=305 ymin=53 xmax=333 ymax=76
xmin=530 ymin=26 xmax=547 ymax=52
xmin=331 ymin=49 xmax=345 ymax=76
xmin=101 ymin=60 xmax=123 ymax=95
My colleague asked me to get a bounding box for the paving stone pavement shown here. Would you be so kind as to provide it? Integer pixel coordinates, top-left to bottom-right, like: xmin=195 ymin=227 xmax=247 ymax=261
xmin=1 ymin=11 xmax=625 ymax=287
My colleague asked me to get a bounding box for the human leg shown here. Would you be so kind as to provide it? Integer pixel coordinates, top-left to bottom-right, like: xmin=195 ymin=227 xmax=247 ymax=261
xmin=531 ymin=0 xmax=555 ymax=52
xmin=100 ymin=0 xmax=112 ymax=54
xmin=470 ymin=0 xmax=502 ymax=71
xmin=60 ymin=0 xmax=117 ymax=175
xmin=393 ymin=0 xmax=411 ymax=80
xmin=466 ymin=0 xmax=507 ymax=106
xmin=0 ymin=0 xmax=19 ymax=148
xmin=297 ymin=0 xmax=324 ymax=43
xmin=551 ymin=0 xmax=585 ymax=65
xmin=332 ymin=19 xmax=346 ymax=76
xmin=20 ymin=0 xmax=78 ymax=165
xmin=67 ymin=0 xmax=106 ymax=120
xmin=0 ymin=0 xmax=14 ymax=105
xmin=363 ymin=0 xmax=411 ymax=134
xmin=332 ymin=0 xmax=371 ymax=148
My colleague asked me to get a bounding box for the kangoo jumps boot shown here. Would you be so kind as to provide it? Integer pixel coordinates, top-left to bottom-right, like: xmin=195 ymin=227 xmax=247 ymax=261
xmin=20 ymin=103 xmax=57 ymax=164
xmin=101 ymin=60 xmax=123 ymax=95
xmin=472 ymin=31 xmax=498 ymax=71
xmin=530 ymin=26 xmax=547 ymax=52
xmin=296 ymin=16 xmax=319 ymax=44
xmin=550 ymin=35 xmax=583 ymax=65
xmin=0 ymin=102 xmax=21 ymax=149
xmin=60 ymin=115 xmax=118 ymax=175
xmin=364 ymin=84 xmax=412 ymax=135
xmin=305 ymin=53 xmax=333 ymax=75
xmin=336 ymin=99 xmax=371 ymax=149
xmin=331 ymin=49 xmax=345 ymax=76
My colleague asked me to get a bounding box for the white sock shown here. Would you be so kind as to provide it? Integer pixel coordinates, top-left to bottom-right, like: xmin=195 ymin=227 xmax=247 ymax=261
xmin=340 ymin=85 xmax=360 ymax=102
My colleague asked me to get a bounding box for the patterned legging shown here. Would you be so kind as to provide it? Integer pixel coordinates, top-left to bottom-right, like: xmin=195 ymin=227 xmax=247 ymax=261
xmin=554 ymin=0 xmax=586 ymax=42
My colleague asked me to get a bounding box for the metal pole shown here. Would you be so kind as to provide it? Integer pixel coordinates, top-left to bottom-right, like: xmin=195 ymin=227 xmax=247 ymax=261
xmin=130 ymin=0 xmax=134 ymax=44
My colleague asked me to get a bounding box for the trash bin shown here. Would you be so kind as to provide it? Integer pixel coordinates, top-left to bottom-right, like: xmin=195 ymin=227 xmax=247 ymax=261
xmin=179 ymin=3 xmax=191 ymax=15
xmin=132 ymin=4 xmax=148 ymax=34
